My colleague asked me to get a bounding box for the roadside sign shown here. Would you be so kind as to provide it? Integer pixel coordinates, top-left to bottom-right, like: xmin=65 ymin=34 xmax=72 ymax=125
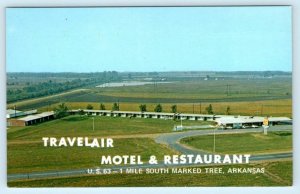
xmin=263 ymin=118 xmax=269 ymax=126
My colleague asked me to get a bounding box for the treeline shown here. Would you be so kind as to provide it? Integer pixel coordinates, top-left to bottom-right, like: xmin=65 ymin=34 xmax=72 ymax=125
xmin=8 ymin=72 xmax=119 ymax=79
xmin=215 ymin=71 xmax=292 ymax=76
xmin=7 ymin=71 xmax=120 ymax=103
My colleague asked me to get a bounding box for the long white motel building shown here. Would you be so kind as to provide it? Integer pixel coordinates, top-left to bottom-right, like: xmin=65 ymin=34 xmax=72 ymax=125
xmin=70 ymin=109 xmax=292 ymax=129
xmin=7 ymin=108 xmax=291 ymax=128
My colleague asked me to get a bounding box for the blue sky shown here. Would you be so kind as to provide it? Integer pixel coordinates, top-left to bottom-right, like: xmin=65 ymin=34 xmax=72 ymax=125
xmin=6 ymin=7 xmax=292 ymax=72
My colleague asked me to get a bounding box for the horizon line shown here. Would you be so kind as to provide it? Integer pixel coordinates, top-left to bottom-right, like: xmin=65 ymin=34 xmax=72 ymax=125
xmin=6 ymin=70 xmax=293 ymax=73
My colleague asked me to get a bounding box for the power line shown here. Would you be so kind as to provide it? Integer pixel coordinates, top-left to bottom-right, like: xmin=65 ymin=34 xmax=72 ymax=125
xmin=193 ymin=103 xmax=194 ymax=114
xmin=199 ymin=102 xmax=202 ymax=114
xmin=226 ymin=84 xmax=232 ymax=96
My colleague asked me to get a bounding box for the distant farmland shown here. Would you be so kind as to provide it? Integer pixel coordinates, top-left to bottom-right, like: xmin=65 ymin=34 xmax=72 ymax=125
xmin=55 ymin=99 xmax=292 ymax=117
xmin=8 ymin=77 xmax=292 ymax=117
xmin=94 ymin=78 xmax=292 ymax=100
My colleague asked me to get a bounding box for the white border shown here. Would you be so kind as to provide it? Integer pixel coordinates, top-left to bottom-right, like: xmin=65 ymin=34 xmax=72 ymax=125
xmin=0 ymin=1 xmax=299 ymax=194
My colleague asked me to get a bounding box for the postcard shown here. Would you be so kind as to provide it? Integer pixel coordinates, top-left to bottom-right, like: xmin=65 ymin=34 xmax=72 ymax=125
xmin=6 ymin=6 xmax=292 ymax=187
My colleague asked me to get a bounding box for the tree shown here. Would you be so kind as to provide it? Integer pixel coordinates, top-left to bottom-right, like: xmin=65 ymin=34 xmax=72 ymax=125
xmin=54 ymin=103 xmax=69 ymax=118
xmin=154 ymin=104 xmax=162 ymax=112
xmin=86 ymin=104 xmax=93 ymax=110
xmin=139 ymin=104 xmax=147 ymax=112
xmin=226 ymin=106 xmax=231 ymax=115
xmin=112 ymin=102 xmax=119 ymax=111
xmin=171 ymin=105 xmax=177 ymax=113
xmin=205 ymin=104 xmax=213 ymax=114
xmin=78 ymin=109 xmax=84 ymax=116
xmin=100 ymin=103 xmax=106 ymax=110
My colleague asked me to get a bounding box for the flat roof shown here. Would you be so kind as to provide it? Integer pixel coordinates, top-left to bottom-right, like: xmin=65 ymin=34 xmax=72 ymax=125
xmin=79 ymin=109 xmax=216 ymax=117
xmin=19 ymin=115 xmax=42 ymax=122
xmin=18 ymin=111 xmax=54 ymax=122
xmin=23 ymin=109 xmax=38 ymax=114
xmin=37 ymin=112 xmax=55 ymax=117
xmin=71 ymin=109 xmax=292 ymax=124
xmin=6 ymin=109 xmax=22 ymax=115
xmin=216 ymin=116 xmax=292 ymax=125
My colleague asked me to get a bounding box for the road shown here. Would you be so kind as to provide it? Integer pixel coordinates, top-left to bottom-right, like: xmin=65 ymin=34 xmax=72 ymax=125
xmin=8 ymin=125 xmax=292 ymax=181
xmin=155 ymin=125 xmax=292 ymax=155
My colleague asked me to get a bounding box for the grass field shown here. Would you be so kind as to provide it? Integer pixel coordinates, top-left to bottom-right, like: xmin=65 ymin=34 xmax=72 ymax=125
xmin=7 ymin=115 xmax=209 ymax=174
xmin=8 ymin=160 xmax=292 ymax=187
xmin=96 ymin=79 xmax=292 ymax=100
xmin=181 ymin=131 xmax=292 ymax=154
xmin=7 ymin=77 xmax=293 ymax=186
xmin=13 ymin=78 xmax=289 ymax=103
xmin=8 ymin=79 xmax=292 ymax=117
xmin=7 ymin=89 xmax=89 ymax=110
xmin=37 ymin=98 xmax=292 ymax=117
xmin=8 ymin=137 xmax=178 ymax=174
xmin=7 ymin=115 xmax=213 ymax=141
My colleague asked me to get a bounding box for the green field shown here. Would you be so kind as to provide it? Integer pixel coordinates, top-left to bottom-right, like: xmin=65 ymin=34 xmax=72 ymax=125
xmin=7 ymin=115 xmax=213 ymax=141
xmin=7 ymin=114 xmax=293 ymax=186
xmin=8 ymin=115 xmax=212 ymax=174
xmin=7 ymin=72 xmax=120 ymax=103
xmin=7 ymin=74 xmax=293 ymax=186
xmin=8 ymin=137 xmax=177 ymax=174
xmin=7 ymin=89 xmax=89 ymax=110
xmin=181 ymin=131 xmax=292 ymax=154
xmin=95 ymin=78 xmax=291 ymax=100
xmin=37 ymin=98 xmax=292 ymax=117
xmin=8 ymin=78 xmax=292 ymax=117
xmin=8 ymin=160 xmax=292 ymax=187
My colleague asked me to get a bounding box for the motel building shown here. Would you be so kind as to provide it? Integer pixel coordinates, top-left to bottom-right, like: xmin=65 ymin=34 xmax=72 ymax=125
xmin=6 ymin=109 xmax=37 ymax=119
xmin=215 ymin=116 xmax=292 ymax=129
xmin=7 ymin=111 xmax=55 ymax=127
xmin=70 ymin=109 xmax=217 ymax=121
xmin=70 ymin=109 xmax=292 ymax=129
xmin=7 ymin=108 xmax=291 ymax=129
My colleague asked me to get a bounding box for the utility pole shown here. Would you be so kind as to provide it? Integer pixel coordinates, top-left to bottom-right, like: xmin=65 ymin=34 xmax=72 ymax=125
xmin=47 ymin=102 xmax=49 ymax=111
xmin=153 ymin=79 xmax=158 ymax=104
xmin=213 ymin=127 xmax=216 ymax=153
xmin=14 ymin=105 xmax=16 ymax=118
xmin=226 ymin=84 xmax=228 ymax=96
xmin=193 ymin=104 xmax=194 ymax=114
xmin=92 ymin=117 xmax=95 ymax=131
xmin=199 ymin=102 xmax=202 ymax=114
xmin=226 ymin=84 xmax=231 ymax=96
xmin=181 ymin=116 xmax=183 ymax=128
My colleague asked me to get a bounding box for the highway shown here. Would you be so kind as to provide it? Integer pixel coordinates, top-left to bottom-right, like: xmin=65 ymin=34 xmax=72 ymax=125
xmin=155 ymin=125 xmax=292 ymax=155
xmin=8 ymin=125 xmax=292 ymax=181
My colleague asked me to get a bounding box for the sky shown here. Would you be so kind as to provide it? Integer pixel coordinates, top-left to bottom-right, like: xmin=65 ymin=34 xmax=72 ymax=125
xmin=6 ymin=6 xmax=292 ymax=72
